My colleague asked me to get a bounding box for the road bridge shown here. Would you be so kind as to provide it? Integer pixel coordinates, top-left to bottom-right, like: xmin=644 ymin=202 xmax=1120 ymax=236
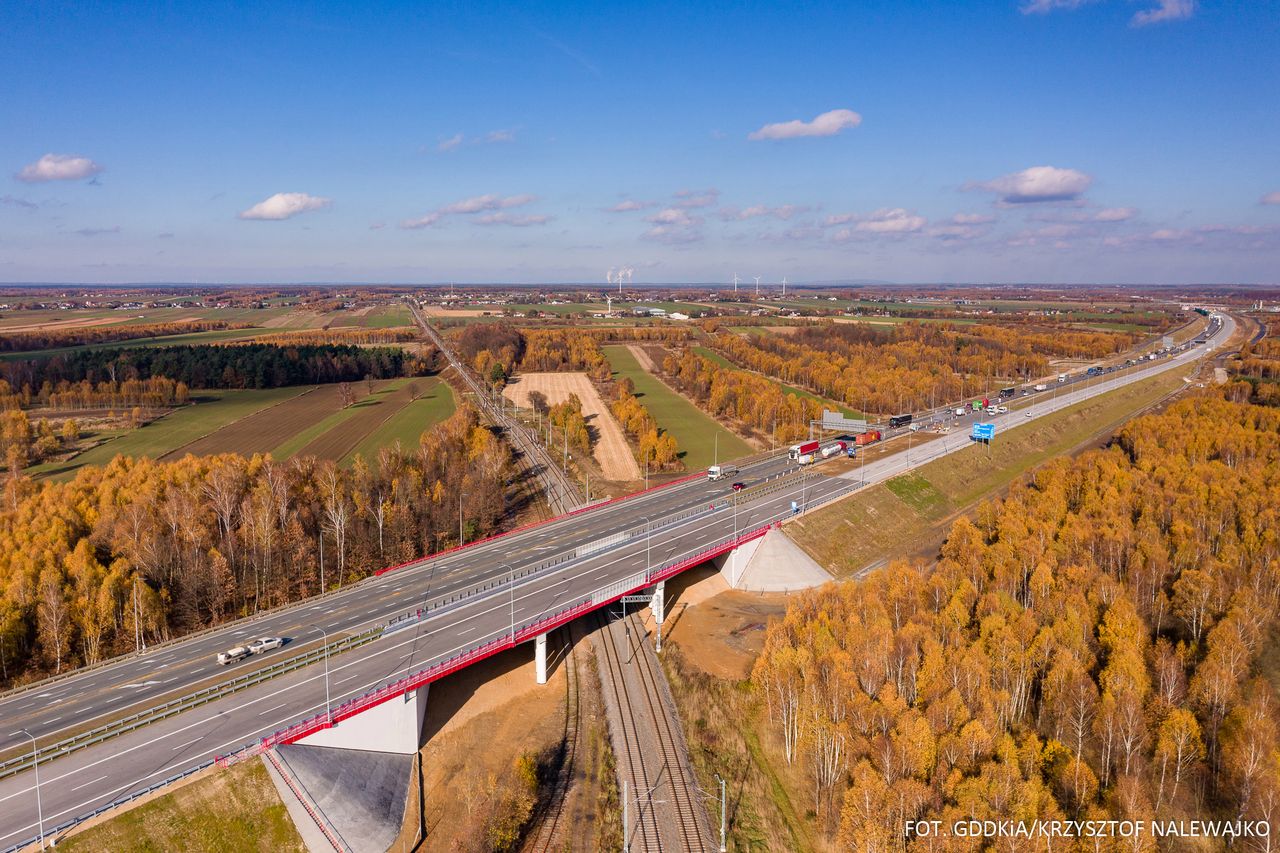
xmin=0 ymin=313 xmax=1233 ymax=850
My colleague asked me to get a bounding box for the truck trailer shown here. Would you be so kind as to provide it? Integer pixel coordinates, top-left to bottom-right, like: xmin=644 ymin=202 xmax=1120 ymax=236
xmin=788 ymin=441 xmax=820 ymax=461
xmin=854 ymin=430 xmax=882 ymax=446
xmin=820 ymin=441 xmax=847 ymax=458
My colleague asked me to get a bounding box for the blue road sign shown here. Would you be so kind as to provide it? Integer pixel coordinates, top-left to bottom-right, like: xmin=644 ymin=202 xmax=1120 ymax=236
xmin=972 ymin=422 xmax=995 ymax=441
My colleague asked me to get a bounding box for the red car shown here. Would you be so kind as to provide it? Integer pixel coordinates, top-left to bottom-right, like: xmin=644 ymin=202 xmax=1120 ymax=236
xmin=731 ymin=482 xmax=746 ymax=492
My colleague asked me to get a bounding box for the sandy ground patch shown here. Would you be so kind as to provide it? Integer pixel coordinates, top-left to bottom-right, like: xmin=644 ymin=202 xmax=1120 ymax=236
xmin=646 ymin=565 xmax=790 ymax=681
xmin=503 ymin=372 xmax=640 ymax=481
xmin=0 ymin=315 xmax=133 ymax=333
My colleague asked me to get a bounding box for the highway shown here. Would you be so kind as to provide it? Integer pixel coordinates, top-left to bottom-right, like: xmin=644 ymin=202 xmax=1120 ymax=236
xmin=0 ymin=312 xmax=1232 ymax=850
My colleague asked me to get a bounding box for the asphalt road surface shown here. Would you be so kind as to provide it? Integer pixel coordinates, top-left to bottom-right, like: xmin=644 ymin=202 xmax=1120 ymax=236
xmin=0 ymin=313 xmax=1231 ymax=850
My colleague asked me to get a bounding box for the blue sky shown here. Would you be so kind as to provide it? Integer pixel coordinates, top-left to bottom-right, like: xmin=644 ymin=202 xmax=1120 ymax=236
xmin=2 ymin=0 xmax=1278 ymax=284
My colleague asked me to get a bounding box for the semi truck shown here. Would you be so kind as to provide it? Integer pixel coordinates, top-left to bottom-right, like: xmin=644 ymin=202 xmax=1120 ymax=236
xmin=788 ymin=441 xmax=820 ymax=461
xmin=820 ymin=441 xmax=847 ymax=459
xmin=854 ymin=430 xmax=882 ymax=446
xmin=888 ymin=413 xmax=913 ymax=429
xmin=707 ymin=464 xmax=739 ymax=481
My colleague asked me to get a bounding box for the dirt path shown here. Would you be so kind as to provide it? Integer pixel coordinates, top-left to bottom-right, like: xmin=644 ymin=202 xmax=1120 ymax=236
xmin=503 ymin=372 xmax=640 ymax=481
xmin=626 ymin=343 xmax=658 ymax=373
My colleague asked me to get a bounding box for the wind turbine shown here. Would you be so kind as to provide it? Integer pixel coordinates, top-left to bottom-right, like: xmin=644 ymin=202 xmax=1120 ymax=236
xmin=733 ymin=273 xmax=739 ymax=294
xmin=782 ymin=277 xmax=788 ymax=297
xmin=753 ymin=276 xmax=761 ymax=297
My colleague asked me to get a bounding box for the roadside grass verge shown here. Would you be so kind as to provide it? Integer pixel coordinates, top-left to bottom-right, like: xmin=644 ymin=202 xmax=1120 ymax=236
xmin=789 ymin=367 xmax=1187 ymax=577
xmin=56 ymin=759 xmax=303 ymax=853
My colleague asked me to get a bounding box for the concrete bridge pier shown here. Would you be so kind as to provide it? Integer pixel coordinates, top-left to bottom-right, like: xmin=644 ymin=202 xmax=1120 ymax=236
xmin=536 ymin=632 xmax=548 ymax=684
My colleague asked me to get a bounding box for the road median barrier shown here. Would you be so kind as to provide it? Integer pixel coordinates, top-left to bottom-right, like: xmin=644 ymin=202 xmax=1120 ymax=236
xmin=0 ymin=628 xmax=381 ymax=779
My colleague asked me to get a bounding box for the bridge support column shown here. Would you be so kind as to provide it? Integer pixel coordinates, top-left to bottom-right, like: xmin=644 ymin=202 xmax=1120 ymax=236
xmin=536 ymin=633 xmax=548 ymax=684
xmin=652 ymin=581 xmax=665 ymax=625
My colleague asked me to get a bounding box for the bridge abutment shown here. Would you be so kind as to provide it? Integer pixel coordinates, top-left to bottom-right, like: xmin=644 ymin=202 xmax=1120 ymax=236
xmin=298 ymin=684 xmax=429 ymax=755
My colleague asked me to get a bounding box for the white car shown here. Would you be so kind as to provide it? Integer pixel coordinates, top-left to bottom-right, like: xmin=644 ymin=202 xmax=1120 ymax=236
xmin=996 ymin=406 xmax=1009 ymax=414
xmin=247 ymin=636 xmax=285 ymax=655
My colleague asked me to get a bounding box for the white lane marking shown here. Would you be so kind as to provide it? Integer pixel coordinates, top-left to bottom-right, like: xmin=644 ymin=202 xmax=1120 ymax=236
xmin=257 ymin=703 xmax=290 ymax=717
xmin=170 ymin=736 xmax=203 ymax=752
xmin=71 ymin=775 xmax=110 ymax=792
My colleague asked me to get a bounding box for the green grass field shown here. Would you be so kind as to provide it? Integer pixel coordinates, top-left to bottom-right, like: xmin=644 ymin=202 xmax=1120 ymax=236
xmin=357 ymin=304 xmax=412 ymax=327
xmin=35 ymin=386 xmax=310 ymax=481
xmin=342 ymin=378 xmax=456 ymax=463
xmin=604 ymin=345 xmax=752 ymax=469
xmin=57 ymin=760 xmax=303 ymax=853
xmin=268 ymin=378 xmax=412 ymax=459
xmin=692 ymin=346 xmax=863 ymax=419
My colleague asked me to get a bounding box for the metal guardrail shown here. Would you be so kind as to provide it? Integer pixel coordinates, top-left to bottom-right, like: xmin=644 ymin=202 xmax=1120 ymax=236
xmin=3 ymin=758 xmax=215 ymax=853
xmin=0 ymin=629 xmax=380 ymax=780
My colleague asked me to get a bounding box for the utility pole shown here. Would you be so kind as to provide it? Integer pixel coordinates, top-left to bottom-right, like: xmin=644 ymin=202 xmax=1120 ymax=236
xmin=458 ymin=491 xmax=468 ymax=546
xmin=622 ymin=779 xmax=629 ymax=853
xmin=715 ymin=773 xmax=727 ymax=853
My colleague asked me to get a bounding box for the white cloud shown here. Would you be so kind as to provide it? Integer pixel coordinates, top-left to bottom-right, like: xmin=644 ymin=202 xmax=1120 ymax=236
xmin=238 ymin=192 xmax=332 ymax=221
xmin=720 ymin=204 xmax=808 ymax=222
xmin=608 ymin=199 xmax=654 ymax=212
xmin=436 ymin=129 xmax=517 ymax=152
xmin=400 ymin=212 xmax=442 ymax=230
xmin=1132 ymin=0 xmax=1196 ymax=26
xmin=1094 ymin=207 xmax=1137 ymax=221
xmin=855 ymin=208 xmax=926 ymax=233
xmin=952 ymin=213 xmax=996 ymax=224
xmin=825 ymin=208 xmax=926 ymax=234
xmin=1020 ymin=0 xmax=1099 ymax=14
xmin=16 ymin=153 xmax=104 ymax=183
xmin=440 ymin=193 xmax=536 ymax=214
xmin=643 ymin=208 xmax=704 ymax=243
xmin=748 ymin=108 xmax=862 ymax=141
xmin=475 ymin=212 xmax=552 ymax=226
xmin=970 ymin=166 xmax=1093 ymax=204
xmin=673 ymin=188 xmax=720 ymax=209
xmin=1262 ymin=191 xmax=1280 ymax=206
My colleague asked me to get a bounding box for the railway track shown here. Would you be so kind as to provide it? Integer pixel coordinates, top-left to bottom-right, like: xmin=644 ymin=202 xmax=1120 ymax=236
xmin=524 ymin=625 xmax=583 ymax=853
xmin=594 ymin=610 xmax=710 ymax=852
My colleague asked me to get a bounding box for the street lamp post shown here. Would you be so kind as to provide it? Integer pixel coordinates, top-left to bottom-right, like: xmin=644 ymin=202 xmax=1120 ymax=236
xmin=18 ymin=729 xmax=44 ymax=850
xmin=501 ymin=563 xmax=516 ymax=642
xmin=310 ymin=625 xmax=332 ymax=725
xmin=641 ymin=515 xmax=652 ymax=578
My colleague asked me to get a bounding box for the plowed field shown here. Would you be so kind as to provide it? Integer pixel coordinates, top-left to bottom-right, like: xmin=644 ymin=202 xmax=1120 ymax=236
xmin=502 ymin=372 xmax=640 ymax=481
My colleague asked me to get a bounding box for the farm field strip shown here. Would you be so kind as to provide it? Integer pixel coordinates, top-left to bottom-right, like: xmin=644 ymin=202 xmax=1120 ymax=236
xmin=341 ymin=379 xmax=455 ymax=463
xmin=290 ymin=377 xmax=421 ymax=461
xmin=603 ymin=344 xmax=752 ymax=470
xmin=501 ymin=372 xmax=640 ymax=481
xmin=268 ymin=379 xmax=404 ymax=460
xmin=37 ymin=387 xmax=311 ymax=481
xmin=161 ymin=385 xmax=339 ymax=459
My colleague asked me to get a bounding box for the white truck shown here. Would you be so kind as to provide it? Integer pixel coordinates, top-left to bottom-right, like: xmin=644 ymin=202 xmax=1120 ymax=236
xmin=707 ymin=464 xmax=739 ymax=481
xmin=819 ymin=441 xmax=847 ymax=458
xmin=1034 ymin=383 xmax=1048 ymax=392
xmin=1058 ymin=374 xmax=1068 ymax=382
xmin=217 ymin=645 xmax=251 ymax=665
